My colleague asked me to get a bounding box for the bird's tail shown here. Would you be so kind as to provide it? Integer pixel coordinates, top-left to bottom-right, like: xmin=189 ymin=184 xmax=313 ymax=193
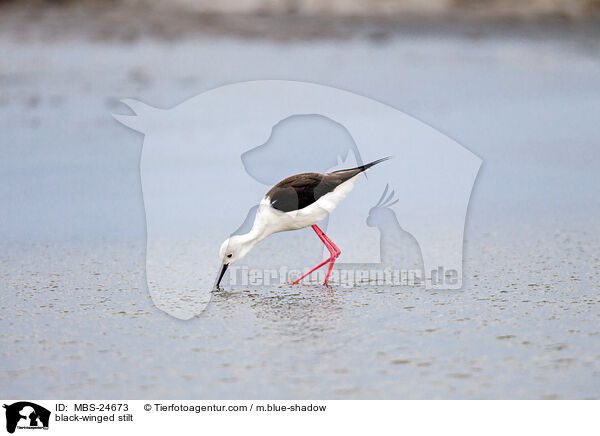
xmin=329 ymin=156 xmax=392 ymax=178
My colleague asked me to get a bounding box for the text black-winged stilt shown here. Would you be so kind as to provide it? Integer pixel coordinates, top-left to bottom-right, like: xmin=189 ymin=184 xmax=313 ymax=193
xmin=215 ymin=157 xmax=391 ymax=289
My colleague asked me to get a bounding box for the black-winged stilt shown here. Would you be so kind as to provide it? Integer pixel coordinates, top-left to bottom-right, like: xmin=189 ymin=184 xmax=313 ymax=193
xmin=215 ymin=157 xmax=391 ymax=288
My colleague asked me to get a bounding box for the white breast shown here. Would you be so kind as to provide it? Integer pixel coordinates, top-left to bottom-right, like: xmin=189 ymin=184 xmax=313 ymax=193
xmin=256 ymin=173 xmax=362 ymax=234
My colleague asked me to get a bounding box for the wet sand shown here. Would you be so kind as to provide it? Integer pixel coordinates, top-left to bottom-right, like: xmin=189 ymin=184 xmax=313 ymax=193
xmin=1 ymin=222 xmax=599 ymax=399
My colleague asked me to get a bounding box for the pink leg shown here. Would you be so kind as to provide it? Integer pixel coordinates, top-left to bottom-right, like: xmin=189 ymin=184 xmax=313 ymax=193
xmin=312 ymin=225 xmax=338 ymax=258
xmin=287 ymin=225 xmax=341 ymax=285
xmin=286 ymin=258 xmax=330 ymax=285
xmin=312 ymin=225 xmax=341 ymax=285
xmin=321 ymin=231 xmax=341 ymax=258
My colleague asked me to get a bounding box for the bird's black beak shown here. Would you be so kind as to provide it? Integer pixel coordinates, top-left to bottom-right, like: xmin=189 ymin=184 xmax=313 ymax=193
xmin=214 ymin=263 xmax=229 ymax=290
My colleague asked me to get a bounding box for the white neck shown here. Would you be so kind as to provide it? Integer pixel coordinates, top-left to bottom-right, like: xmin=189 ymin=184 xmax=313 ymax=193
xmin=237 ymin=206 xmax=277 ymax=252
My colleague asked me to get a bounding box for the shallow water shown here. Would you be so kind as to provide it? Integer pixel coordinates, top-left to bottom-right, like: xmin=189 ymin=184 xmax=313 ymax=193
xmin=1 ymin=221 xmax=598 ymax=399
xmin=1 ymin=31 xmax=599 ymax=398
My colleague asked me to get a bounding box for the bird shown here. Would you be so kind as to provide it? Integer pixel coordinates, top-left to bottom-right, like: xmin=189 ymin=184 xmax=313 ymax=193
xmin=214 ymin=156 xmax=392 ymax=289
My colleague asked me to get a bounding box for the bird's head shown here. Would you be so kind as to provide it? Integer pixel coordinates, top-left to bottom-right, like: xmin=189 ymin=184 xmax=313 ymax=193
xmin=214 ymin=235 xmax=253 ymax=289
xmin=219 ymin=235 xmax=253 ymax=265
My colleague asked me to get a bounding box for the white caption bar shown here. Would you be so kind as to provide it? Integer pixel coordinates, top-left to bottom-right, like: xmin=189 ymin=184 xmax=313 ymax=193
xmin=0 ymin=400 xmax=595 ymax=436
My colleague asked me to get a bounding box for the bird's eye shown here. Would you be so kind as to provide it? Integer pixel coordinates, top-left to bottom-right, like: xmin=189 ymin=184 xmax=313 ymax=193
xmin=227 ymin=254 xmax=232 ymax=258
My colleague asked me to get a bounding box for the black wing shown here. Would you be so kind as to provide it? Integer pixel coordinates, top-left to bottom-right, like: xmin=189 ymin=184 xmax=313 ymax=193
xmin=266 ymin=157 xmax=391 ymax=212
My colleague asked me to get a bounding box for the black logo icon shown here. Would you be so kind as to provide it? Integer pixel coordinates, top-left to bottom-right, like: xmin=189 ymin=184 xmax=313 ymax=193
xmin=3 ymin=402 xmax=50 ymax=434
